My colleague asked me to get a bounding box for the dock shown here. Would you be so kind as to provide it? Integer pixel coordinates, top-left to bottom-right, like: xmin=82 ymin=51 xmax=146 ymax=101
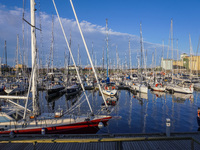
xmin=0 ymin=132 xmax=200 ymax=149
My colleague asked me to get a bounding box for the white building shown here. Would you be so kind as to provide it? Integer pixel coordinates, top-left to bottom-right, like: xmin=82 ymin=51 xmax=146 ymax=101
xmin=161 ymin=58 xmax=173 ymax=70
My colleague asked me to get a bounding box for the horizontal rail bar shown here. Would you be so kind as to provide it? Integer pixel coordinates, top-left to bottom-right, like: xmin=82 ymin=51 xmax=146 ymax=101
xmin=0 ymin=136 xmax=196 ymax=144
xmin=0 ymin=95 xmax=27 ymax=100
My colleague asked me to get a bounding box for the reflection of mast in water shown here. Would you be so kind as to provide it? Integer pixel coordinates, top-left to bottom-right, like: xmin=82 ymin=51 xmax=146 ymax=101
xmin=92 ymin=90 xmax=94 ymax=109
xmin=125 ymin=89 xmax=128 ymax=105
xmin=128 ymin=92 xmax=133 ymax=128
xmin=152 ymin=91 xmax=157 ymax=129
xmin=142 ymin=96 xmax=148 ymax=133
xmin=137 ymin=92 xmax=144 ymax=105
xmin=171 ymin=94 xmax=175 ymax=131
xmin=95 ymin=90 xmax=98 ymax=106
xmin=115 ymin=90 xmax=121 ymax=128
xmin=40 ymin=91 xmax=45 ymax=113
xmin=161 ymin=92 xmax=166 ymax=127
xmin=195 ymin=92 xmax=198 ymax=104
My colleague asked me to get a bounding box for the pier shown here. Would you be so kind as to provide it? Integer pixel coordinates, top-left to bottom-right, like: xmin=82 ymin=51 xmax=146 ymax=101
xmin=0 ymin=132 xmax=200 ymax=149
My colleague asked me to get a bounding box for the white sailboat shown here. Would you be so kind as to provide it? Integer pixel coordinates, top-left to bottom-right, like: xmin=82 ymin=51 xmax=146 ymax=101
xmin=130 ymin=23 xmax=148 ymax=94
xmin=102 ymin=19 xmax=117 ymax=96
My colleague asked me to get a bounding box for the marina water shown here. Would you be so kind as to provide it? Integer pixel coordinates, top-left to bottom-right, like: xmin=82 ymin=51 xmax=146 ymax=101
xmin=40 ymin=89 xmax=200 ymax=134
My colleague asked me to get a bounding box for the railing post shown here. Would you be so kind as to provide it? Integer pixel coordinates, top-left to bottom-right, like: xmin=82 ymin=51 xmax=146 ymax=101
xmin=117 ymin=141 xmax=123 ymax=150
xmin=191 ymin=139 xmax=194 ymax=150
xmin=33 ymin=141 xmax=37 ymax=150
xmin=166 ymin=118 xmax=171 ymax=137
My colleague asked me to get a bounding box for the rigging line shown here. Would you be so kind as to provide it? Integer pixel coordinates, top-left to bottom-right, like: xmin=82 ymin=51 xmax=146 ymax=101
xmin=63 ymin=93 xmax=92 ymax=116
xmin=69 ymin=0 xmax=108 ymax=108
xmin=22 ymin=0 xmax=26 ymax=71
xmin=22 ymin=18 xmax=42 ymax=31
xmin=52 ymin=0 xmax=94 ymax=114
xmin=38 ymin=0 xmax=44 ymax=71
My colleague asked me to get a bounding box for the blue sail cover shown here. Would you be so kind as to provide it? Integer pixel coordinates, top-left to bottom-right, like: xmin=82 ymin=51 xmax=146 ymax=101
xmin=126 ymin=75 xmax=130 ymax=80
xmin=106 ymin=77 xmax=110 ymax=84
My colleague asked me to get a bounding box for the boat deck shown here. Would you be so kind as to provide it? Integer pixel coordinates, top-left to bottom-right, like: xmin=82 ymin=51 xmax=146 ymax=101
xmin=0 ymin=132 xmax=200 ymax=150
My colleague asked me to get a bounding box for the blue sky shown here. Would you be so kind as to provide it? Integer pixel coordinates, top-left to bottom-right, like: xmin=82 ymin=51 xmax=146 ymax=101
xmin=0 ymin=0 xmax=200 ymax=68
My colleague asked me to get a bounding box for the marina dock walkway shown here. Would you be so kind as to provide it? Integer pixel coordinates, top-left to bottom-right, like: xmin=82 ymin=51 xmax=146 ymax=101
xmin=0 ymin=132 xmax=200 ymax=149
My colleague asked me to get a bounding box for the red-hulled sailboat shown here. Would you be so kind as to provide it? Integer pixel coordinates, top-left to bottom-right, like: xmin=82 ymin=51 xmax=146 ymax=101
xmin=0 ymin=0 xmax=111 ymax=135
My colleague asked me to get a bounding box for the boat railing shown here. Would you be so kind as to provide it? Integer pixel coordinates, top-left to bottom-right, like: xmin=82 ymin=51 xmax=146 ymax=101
xmin=0 ymin=114 xmax=80 ymax=131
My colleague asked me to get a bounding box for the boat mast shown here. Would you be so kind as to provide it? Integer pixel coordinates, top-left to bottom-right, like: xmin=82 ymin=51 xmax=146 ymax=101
xmin=31 ymin=0 xmax=38 ymax=115
xmin=51 ymin=14 xmax=54 ymax=73
xmin=69 ymin=0 xmax=108 ymax=107
xmin=140 ymin=23 xmax=143 ymax=76
xmin=5 ymin=41 xmax=7 ymax=67
xmin=102 ymin=46 xmax=104 ymax=73
xmin=129 ymin=39 xmax=131 ymax=75
xmin=171 ymin=19 xmax=173 ymax=83
xmin=52 ymin=0 xmax=96 ymax=112
xmin=189 ymin=34 xmax=193 ymax=77
xmin=106 ymin=19 xmax=109 ymax=79
xmin=176 ymin=39 xmax=179 ymax=75
xmin=162 ymin=40 xmax=164 ymax=73
xmin=155 ymin=48 xmax=156 ymax=72
xmin=77 ymin=44 xmax=79 ymax=66
xmin=116 ymin=45 xmax=118 ymax=72
xmin=16 ymin=34 xmax=19 ymax=77
xmin=92 ymin=42 xmax=94 ymax=64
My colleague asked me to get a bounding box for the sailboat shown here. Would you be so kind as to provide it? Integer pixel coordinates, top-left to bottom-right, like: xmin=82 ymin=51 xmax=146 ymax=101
xmin=45 ymin=15 xmax=65 ymax=97
xmin=4 ymin=35 xmax=29 ymax=95
xmin=0 ymin=0 xmax=111 ymax=135
xmin=130 ymin=23 xmax=148 ymax=94
xmin=64 ymin=33 xmax=81 ymax=96
xmin=102 ymin=19 xmax=117 ymax=96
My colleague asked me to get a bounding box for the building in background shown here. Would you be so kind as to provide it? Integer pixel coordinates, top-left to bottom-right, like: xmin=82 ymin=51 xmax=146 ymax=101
xmin=161 ymin=58 xmax=173 ymax=71
xmin=161 ymin=53 xmax=200 ymax=74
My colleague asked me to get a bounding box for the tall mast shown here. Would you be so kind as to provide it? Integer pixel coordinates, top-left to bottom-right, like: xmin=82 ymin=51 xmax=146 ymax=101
xmin=3 ymin=41 xmax=7 ymax=67
xmin=171 ymin=19 xmax=173 ymax=61
xmin=170 ymin=19 xmax=174 ymax=82
xmin=106 ymin=19 xmax=109 ymax=78
xmin=51 ymin=14 xmax=54 ymax=73
xmin=176 ymin=39 xmax=179 ymax=74
xmin=140 ymin=23 xmax=143 ymax=74
xmin=31 ymin=0 xmax=38 ymax=115
xmin=155 ymin=48 xmax=156 ymax=70
xmin=69 ymin=0 xmax=108 ymax=107
xmin=129 ymin=39 xmax=131 ymax=74
xmin=189 ymin=34 xmax=193 ymax=76
xmin=162 ymin=40 xmax=164 ymax=72
xmin=102 ymin=46 xmax=104 ymax=73
xmin=77 ymin=44 xmax=79 ymax=66
xmin=16 ymin=34 xmax=19 ymax=76
xmin=53 ymin=0 xmax=96 ymax=112
xmin=92 ymin=42 xmax=93 ymax=64
xmin=5 ymin=41 xmax=7 ymax=67
xmin=116 ymin=45 xmax=118 ymax=71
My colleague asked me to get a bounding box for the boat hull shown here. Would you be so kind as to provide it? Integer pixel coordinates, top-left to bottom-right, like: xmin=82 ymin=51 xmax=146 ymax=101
xmin=131 ymin=84 xmax=148 ymax=93
xmin=102 ymin=90 xmax=117 ymax=96
xmin=0 ymin=116 xmax=111 ymax=134
xmin=47 ymin=86 xmax=65 ymax=95
xmin=151 ymin=87 xmax=166 ymax=92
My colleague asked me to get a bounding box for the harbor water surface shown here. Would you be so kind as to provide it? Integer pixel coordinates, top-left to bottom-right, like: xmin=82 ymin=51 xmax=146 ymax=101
xmin=39 ymin=89 xmax=200 ymax=134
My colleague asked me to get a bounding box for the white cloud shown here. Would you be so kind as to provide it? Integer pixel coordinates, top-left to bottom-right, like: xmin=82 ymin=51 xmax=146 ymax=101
xmin=0 ymin=3 xmax=171 ymax=68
